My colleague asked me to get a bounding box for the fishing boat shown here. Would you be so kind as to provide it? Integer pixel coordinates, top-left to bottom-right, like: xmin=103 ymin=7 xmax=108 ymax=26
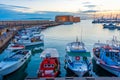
xmin=38 ymin=48 xmax=60 ymax=77
xmin=103 ymin=23 xmax=116 ymax=29
xmin=0 ymin=50 xmax=31 ymax=76
xmin=7 ymin=43 xmax=25 ymax=51
xmin=93 ymin=42 xmax=120 ymax=76
xmin=65 ymin=51 xmax=91 ymax=77
xmin=65 ymin=37 xmax=91 ymax=76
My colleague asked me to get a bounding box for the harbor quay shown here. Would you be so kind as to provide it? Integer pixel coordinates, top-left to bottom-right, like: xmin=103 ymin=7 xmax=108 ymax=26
xmin=25 ymin=77 xmax=120 ymax=80
xmin=0 ymin=20 xmax=61 ymax=53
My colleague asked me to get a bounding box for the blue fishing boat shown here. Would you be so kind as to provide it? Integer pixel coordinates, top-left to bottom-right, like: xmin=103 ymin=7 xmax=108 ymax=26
xmin=65 ymin=52 xmax=91 ymax=76
xmin=65 ymin=37 xmax=91 ymax=76
xmin=93 ymin=42 xmax=120 ymax=76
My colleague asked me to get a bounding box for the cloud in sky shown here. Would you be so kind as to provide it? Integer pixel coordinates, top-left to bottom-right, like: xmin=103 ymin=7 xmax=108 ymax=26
xmin=0 ymin=4 xmax=74 ymax=20
xmin=82 ymin=2 xmax=91 ymax=4
xmin=84 ymin=4 xmax=97 ymax=8
xmin=82 ymin=10 xmax=99 ymax=13
xmin=0 ymin=4 xmax=30 ymax=9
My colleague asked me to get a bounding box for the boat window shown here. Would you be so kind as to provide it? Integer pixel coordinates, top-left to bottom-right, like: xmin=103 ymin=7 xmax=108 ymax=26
xmin=106 ymin=52 xmax=109 ymax=57
xmin=44 ymin=64 xmax=48 ymax=68
xmin=114 ymin=52 xmax=119 ymax=58
xmin=51 ymin=64 xmax=54 ymax=67
xmin=48 ymin=64 xmax=51 ymax=67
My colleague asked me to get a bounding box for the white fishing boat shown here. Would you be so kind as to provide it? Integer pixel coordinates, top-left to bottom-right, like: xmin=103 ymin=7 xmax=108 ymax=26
xmin=0 ymin=50 xmax=31 ymax=76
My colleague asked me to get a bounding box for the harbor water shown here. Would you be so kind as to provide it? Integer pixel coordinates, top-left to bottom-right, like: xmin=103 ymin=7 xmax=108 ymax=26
xmin=1 ymin=20 xmax=120 ymax=80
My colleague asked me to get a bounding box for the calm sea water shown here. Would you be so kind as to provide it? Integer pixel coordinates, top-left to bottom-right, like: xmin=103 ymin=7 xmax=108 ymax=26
xmin=1 ymin=20 xmax=120 ymax=80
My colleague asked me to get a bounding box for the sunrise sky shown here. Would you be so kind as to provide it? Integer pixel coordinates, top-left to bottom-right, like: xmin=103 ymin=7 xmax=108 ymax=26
xmin=0 ymin=0 xmax=120 ymax=20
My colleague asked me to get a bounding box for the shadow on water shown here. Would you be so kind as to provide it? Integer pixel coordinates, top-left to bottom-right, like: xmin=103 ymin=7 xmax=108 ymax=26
xmin=64 ymin=67 xmax=78 ymax=77
xmin=26 ymin=44 xmax=44 ymax=50
xmin=26 ymin=44 xmax=44 ymax=56
xmin=92 ymin=58 xmax=116 ymax=77
xmin=3 ymin=58 xmax=31 ymax=80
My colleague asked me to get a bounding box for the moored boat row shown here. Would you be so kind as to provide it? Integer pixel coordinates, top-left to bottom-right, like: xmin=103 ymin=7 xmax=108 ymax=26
xmin=103 ymin=23 xmax=120 ymax=30
xmin=0 ymin=26 xmax=44 ymax=77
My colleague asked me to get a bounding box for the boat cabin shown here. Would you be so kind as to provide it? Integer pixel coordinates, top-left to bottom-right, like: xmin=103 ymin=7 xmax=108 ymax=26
xmin=100 ymin=49 xmax=120 ymax=65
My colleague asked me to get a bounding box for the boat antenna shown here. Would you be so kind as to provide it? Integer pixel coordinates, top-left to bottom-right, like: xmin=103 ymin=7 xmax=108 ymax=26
xmin=76 ymin=36 xmax=78 ymax=42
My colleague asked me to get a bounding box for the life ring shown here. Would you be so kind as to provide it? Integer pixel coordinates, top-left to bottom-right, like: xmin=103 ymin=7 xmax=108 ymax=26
xmin=75 ymin=56 xmax=80 ymax=60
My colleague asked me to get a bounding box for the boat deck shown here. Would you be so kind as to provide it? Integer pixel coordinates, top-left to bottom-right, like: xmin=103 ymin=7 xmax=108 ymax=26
xmin=4 ymin=54 xmax=24 ymax=61
xmin=72 ymin=61 xmax=88 ymax=71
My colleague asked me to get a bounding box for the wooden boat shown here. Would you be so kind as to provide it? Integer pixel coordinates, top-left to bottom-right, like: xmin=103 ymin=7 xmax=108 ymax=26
xmin=0 ymin=50 xmax=31 ymax=76
xmin=93 ymin=42 xmax=120 ymax=76
xmin=38 ymin=48 xmax=60 ymax=77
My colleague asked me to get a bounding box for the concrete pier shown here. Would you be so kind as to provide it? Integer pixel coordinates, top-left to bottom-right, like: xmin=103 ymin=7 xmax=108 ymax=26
xmin=0 ymin=20 xmax=61 ymax=53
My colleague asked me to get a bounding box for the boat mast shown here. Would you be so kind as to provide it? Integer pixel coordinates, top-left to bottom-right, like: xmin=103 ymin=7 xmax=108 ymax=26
xmin=76 ymin=36 xmax=78 ymax=42
xmin=80 ymin=25 xmax=83 ymax=42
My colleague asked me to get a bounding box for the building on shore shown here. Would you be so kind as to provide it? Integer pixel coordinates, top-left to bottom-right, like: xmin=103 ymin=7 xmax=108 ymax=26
xmin=55 ymin=15 xmax=80 ymax=23
xmin=73 ymin=17 xmax=80 ymax=22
